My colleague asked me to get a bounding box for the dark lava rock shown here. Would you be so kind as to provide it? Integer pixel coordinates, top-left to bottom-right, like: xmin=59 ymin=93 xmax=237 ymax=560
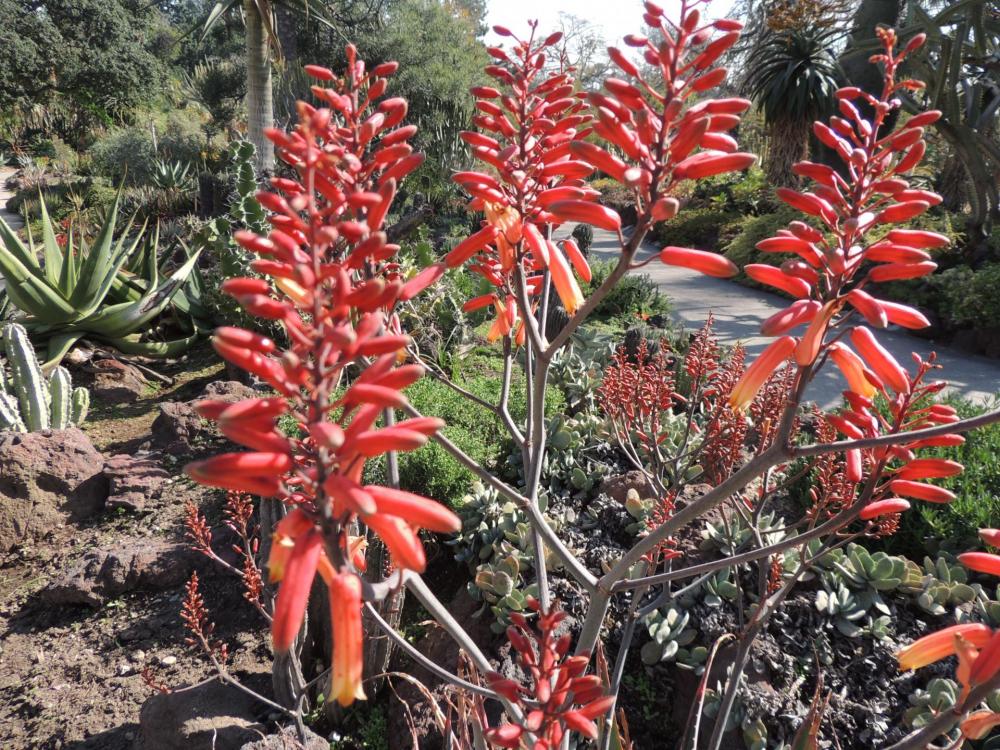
xmin=104 ymin=453 xmax=171 ymax=512
xmin=42 ymin=539 xmax=210 ymax=607
xmin=91 ymin=358 xmax=148 ymax=403
xmin=151 ymin=381 xmax=258 ymax=455
xmin=136 ymin=678 xmax=267 ymax=750
xmin=0 ymin=428 xmax=107 ymax=551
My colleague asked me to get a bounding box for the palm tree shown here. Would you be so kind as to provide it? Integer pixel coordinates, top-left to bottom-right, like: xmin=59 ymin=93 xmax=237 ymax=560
xmin=744 ymin=27 xmax=844 ymax=185
xmin=201 ymin=1 xmax=387 ymax=174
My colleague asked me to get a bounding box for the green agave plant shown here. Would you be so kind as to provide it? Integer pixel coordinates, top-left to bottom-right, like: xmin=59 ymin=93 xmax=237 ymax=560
xmin=0 ymin=191 xmax=202 ymax=369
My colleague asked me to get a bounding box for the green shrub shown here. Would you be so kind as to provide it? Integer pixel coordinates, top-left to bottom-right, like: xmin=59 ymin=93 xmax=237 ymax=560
xmin=591 ymin=175 xmax=634 ymax=217
xmin=364 ymin=357 xmax=564 ymax=507
xmin=884 ymin=396 xmax=1000 ymax=556
xmin=585 ymin=260 xmax=671 ymax=320
xmin=688 ymin=166 xmax=772 ymax=215
xmin=88 ymin=111 xmax=204 ymax=186
xmin=652 ymin=207 xmax=742 ymax=251
xmin=721 ymin=207 xmax=799 ymax=283
xmin=921 ymin=263 xmax=1000 ymax=329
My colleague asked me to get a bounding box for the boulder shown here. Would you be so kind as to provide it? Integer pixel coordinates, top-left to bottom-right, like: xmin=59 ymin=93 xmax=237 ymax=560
xmin=91 ymin=358 xmax=148 ymax=403
xmin=151 ymin=381 xmax=258 ymax=455
xmin=240 ymin=727 xmax=327 ymax=750
xmin=599 ymin=470 xmax=656 ymax=505
xmin=104 ymin=453 xmax=171 ymax=512
xmin=42 ymin=539 xmax=210 ymax=607
xmin=136 ymin=679 xmax=267 ymax=750
xmin=0 ymin=428 xmax=107 ymax=551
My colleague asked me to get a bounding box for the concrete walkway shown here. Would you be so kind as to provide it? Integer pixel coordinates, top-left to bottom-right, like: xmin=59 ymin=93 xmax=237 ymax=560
xmin=0 ymin=167 xmax=24 ymax=231
xmin=578 ymin=225 xmax=1000 ymax=408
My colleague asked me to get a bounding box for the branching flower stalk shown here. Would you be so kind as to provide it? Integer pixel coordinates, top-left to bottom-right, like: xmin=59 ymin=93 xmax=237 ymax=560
xmin=182 ymin=2 xmax=1000 ymax=746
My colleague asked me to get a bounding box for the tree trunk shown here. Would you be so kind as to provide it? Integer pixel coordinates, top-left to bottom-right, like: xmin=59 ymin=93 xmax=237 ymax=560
xmin=937 ymin=149 xmax=968 ymax=212
xmin=765 ymin=116 xmax=809 ymax=187
xmin=244 ymin=0 xmax=275 ymax=175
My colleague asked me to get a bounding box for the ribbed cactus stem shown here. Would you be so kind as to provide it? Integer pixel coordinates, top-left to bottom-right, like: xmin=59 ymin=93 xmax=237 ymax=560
xmin=48 ymin=366 xmax=72 ymax=429
xmin=2 ymin=323 xmax=49 ymax=431
xmin=0 ymin=392 xmax=26 ymax=432
xmin=71 ymin=387 xmax=90 ymax=426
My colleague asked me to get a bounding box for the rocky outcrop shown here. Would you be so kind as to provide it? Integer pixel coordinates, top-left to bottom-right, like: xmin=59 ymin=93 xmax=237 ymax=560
xmin=151 ymin=381 xmax=258 ymax=455
xmin=136 ymin=678 xmax=267 ymax=750
xmin=0 ymin=428 xmax=107 ymax=551
xmin=41 ymin=539 xmax=210 ymax=607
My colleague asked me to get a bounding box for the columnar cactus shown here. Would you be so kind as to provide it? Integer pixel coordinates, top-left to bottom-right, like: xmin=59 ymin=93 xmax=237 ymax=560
xmin=0 ymin=323 xmax=89 ymax=432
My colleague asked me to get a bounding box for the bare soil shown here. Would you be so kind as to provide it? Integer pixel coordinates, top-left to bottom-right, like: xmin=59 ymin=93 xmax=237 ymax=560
xmin=0 ymin=348 xmax=274 ymax=749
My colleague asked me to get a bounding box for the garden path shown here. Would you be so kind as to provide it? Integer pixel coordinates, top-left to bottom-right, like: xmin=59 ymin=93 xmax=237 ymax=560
xmin=0 ymin=167 xmax=24 ymax=231
xmin=575 ymin=225 xmax=1000 ymax=408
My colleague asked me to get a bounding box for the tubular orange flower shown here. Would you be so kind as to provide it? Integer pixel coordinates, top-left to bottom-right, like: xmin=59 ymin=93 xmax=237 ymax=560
xmin=898 ymin=623 xmax=994 ymax=671
xmin=760 ymin=300 xmax=821 ymax=335
xmin=961 ymin=710 xmax=1000 ymax=740
xmin=672 ymin=151 xmax=756 ymax=180
xmin=980 ymin=529 xmax=1000 ymax=548
xmin=659 ymin=246 xmax=738 ymax=278
xmin=795 ymin=301 xmax=836 ymax=366
xmin=896 ymin=458 xmax=963 ymax=480
xmin=888 ymin=228 xmax=949 ymax=248
xmin=850 ymin=326 xmax=910 ymax=394
xmin=445 ymin=225 xmax=500 ymax=267
xmin=846 ymin=289 xmax=887 ymax=328
xmin=744 ymin=264 xmax=811 ymax=298
xmin=828 ymin=343 xmax=877 ymax=399
xmin=880 ymin=299 xmax=930 ymax=329
xmin=888 ymin=479 xmax=956 ymax=504
xmin=561 ymin=239 xmax=592 ymax=283
xmin=364 ymin=485 xmax=461 ymax=533
xmin=271 ymin=531 xmax=323 ymax=653
xmin=548 ymin=201 xmax=621 ymax=232
xmin=729 ymin=336 xmax=796 ymax=412
xmin=547 ymin=242 xmax=585 ymax=314
xmin=958 ymin=552 xmax=1000 ymax=577
xmin=859 ymin=498 xmax=909 ymax=520
xmin=328 ymin=570 xmax=366 ymax=706
xmin=969 ymin=630 xmax=1000 ymax=686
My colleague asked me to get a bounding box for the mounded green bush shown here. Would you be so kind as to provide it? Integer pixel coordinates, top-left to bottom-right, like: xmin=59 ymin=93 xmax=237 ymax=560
xmin=721 ymin=207 xmax=799 ymax=286
xmin=585 ymin=260 xmax=671 ymax=320
xmin=913 ymin=263 xmax=1000 ymax=330
xmin=884 ymin=396 xmax=1000 ymax=556
xmin=652 ymin=206 xmax=742 ymax=251
xmin=87 ymin=110 xmax=204 ymax=186
xmin=363 ymin=362 xmax=563 ymax=507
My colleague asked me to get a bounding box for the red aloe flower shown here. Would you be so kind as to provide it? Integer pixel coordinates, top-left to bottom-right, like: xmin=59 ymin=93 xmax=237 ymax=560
xmin=740 ymin=28 xmax=946 ymax=401
xmin=184 ymin=48 xmax=460 ymax=706
xmin=484 ymin=599 xmax=612 ymax=749
xmin=590 ymin=3 xmax=755 ymax=276
xmin=448 ymin=27 xmax=598 ymax=331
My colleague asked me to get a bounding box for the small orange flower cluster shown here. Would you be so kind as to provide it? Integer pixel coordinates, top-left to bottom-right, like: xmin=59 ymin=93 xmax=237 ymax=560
xmin=184 ymin=46 xmax=461 ymax=706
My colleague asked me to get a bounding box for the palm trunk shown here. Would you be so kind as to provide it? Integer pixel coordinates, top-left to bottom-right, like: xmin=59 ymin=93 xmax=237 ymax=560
xmin=765 ymin=116 xmax=808 ymax=187
xmin=244 ymin=0 xmax=275 ymax=175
